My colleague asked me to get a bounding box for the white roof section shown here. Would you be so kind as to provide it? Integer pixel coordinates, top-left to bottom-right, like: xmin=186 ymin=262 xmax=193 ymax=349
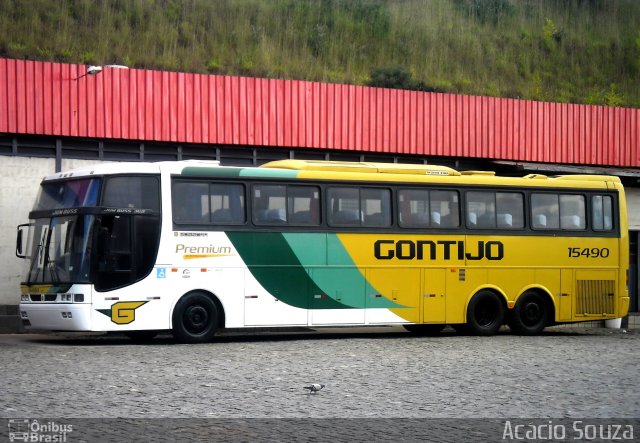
xmin=42 ymin=160 xmax=221 ymax=181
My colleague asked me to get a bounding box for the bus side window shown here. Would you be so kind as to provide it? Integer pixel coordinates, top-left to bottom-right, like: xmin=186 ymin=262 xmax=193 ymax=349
xmin=361 ymin=188 xmax=391 ymax=227
xmin=210 ymin=183 xmax=246 ymax=225
xmin=288 ymin=186 xmax=321 ymax=225
xmin=398 ymin=189 xmax=457 ymax=229
xmin=431 ymin=190 xmax=459 ymax=228
xmin=560 ymin=194 xmax=586 ymax=230
xmin=531 ymin=193 xmax=559 ymax=230
xmin=103 ymin=176 xmax=160 ymax=211
xmin=253 ymin=185 xmax=287 ymax=224
xmin=398 ymin=189 xmax=429 ymax=228
xmin=466 ymin=191 xmax=495 ymax=229
xmin=496 ymin=192 xmax=524 ymax=229
xmin=172 ymin=182 xmax=209 ymax=224
xmin=328 ymin=187 xmax=360 ymax=226
xmin=592 ymin=195 xmax=614 ymax=231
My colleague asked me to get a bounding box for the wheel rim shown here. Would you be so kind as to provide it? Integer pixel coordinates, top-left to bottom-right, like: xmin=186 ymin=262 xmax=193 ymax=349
xmin=183 ymin=304 xmax=210 ymax=334
xmin=522 ymin=301 xmax=543 ymax=327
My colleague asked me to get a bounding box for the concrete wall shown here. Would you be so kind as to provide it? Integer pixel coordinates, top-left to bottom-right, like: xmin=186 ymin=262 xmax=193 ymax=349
xmin=2 ymin=157 xmax=54 ymax=306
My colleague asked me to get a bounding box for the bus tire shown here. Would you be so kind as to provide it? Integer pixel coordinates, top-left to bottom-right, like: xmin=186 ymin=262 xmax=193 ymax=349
xmin=508 ymin=290 xmax=548 ymax=335
xmin=172 ymin=292 xmax=219 ymax=343
xmin=403 ymin=324 xmax=445 ymax=335
xmin=466 ymin=290 xmax=505 ymax=336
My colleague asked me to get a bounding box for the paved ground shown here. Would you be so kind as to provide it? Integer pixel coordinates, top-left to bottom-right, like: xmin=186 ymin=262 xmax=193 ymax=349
xmin=0 ymin=327 xmax=638 ymax=441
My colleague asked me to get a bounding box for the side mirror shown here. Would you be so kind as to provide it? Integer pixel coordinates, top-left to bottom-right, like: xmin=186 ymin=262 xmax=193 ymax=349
xmin=16 ymin=224 xmax=30 ymax=258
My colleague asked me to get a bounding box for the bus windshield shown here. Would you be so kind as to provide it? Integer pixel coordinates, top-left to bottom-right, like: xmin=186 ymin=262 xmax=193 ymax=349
xmin=25 ymin=215 xmax=95 ymax=284
xmin=33 ymin=178 xmax=100 ymax=212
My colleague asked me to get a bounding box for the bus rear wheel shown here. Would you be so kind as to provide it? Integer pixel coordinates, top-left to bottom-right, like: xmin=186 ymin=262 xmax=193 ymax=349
xmin=508 ymin=291 xmax=548 ymax=335
xmin=172 ymin=292 xmax=219 ymax=343
xmin=466 ymin=290 xmax=505 ymax=336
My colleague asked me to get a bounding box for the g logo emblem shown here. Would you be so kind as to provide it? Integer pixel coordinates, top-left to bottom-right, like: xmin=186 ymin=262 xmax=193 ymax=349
xmin=97 ymin=301 xmax=147 ymax=325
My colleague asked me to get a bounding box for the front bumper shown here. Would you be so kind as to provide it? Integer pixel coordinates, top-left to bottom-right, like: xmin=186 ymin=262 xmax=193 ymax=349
xmin=20 ymin=303 xmax=92 ymax=331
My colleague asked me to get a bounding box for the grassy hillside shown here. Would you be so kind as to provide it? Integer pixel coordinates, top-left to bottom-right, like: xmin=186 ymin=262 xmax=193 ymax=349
xmin=1 ymin=0 xmax=639 ymax=107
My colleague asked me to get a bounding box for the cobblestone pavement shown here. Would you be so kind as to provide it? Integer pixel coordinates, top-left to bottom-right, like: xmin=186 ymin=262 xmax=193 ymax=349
xmin=1 ymin=327 xmax=638 ymax=420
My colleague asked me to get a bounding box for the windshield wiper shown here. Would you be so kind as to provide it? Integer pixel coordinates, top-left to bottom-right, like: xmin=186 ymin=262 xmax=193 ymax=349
xmin=41 ymin=230 xmax=51 ymax=283
xmin=26 ymin=242 xmax=42 ymax=284
xmin=47 ymin=257 xmax=61 ymax=284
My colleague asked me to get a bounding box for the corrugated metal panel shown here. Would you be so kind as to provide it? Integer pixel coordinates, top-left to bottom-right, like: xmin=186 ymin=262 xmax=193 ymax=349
xmin=1 ymin=57 xmax=639 ymax=167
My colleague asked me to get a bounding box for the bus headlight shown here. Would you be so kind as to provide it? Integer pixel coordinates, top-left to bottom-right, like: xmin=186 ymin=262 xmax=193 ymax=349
xmin=74 ymin=294 xmax=84 ymax=303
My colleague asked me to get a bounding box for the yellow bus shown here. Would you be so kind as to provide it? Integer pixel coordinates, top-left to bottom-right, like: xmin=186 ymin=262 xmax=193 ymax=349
xmin=17 ymin=159 xmax=629 ymax=342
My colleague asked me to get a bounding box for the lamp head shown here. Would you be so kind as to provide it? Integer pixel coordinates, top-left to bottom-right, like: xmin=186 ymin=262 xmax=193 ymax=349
xmin=87 ymin=65 xmax=103 ymax=75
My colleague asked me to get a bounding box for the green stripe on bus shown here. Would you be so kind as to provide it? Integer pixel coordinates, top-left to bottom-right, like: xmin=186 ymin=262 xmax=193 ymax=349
xmin=226 ymin=232 xmax=347 ymax=309
xmin=181 ymin=167 xmax=298 ymax=179
xmin=283 ymin=233 xmax=401 ymax=309
xmin=226 ymin=232 xmax=401 ymax=310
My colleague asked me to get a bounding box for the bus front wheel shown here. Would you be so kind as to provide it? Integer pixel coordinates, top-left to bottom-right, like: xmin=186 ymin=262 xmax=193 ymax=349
xmin=172 ymin=292 xmax=219 ymax=343
xmin=508 ymin=291 xmax=548 ymax=335
xmin=466 ymin=290 xmax=505 ymax=336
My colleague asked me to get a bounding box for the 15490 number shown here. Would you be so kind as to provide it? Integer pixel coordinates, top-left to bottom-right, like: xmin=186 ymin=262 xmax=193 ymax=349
xmin=568 ymin=247 xmax=610 ymax=258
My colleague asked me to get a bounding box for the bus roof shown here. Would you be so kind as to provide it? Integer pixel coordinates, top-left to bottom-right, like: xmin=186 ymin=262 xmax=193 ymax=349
xmin=43 ymin=159 xmax=622 ymax=189
xmin=260 ymin=159 xmax=621 ymax=187
xmin=261 ymin=159 xmax=462 ymax=176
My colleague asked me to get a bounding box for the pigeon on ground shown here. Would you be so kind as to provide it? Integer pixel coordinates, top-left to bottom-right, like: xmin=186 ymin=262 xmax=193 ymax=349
xmin=303 ymin=383 xmax=325 ymax=393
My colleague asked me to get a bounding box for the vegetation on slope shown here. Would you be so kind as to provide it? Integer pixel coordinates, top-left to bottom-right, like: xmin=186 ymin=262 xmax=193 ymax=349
xmin=0 ymin=0 xmax=638 ymax=107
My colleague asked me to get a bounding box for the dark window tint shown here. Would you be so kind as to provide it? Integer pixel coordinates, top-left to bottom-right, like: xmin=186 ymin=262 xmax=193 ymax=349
xmin=95 ymin=213 xmax=161 ymax=291
xmin=173 ymin=182 xmax=209 ymax=224
xmin=328 ymin=187 xmax=391 ymax=227
xmin=288 ymin=186 xmax=321 ymax=225
xmin=253 ymin=185 xmax=321 ymax=225
xmin=35 ymin=178 xmax=100 ymax=210
xmin=362 ymin=188 xmax=391 ymax=227
xmin=210 ymin=184 xmax=245 ymax=224
xmin=102 ymin=176 xmax=160 ymax=211
xmin=253 ymin=185 xmax=287 ymax=224
xmin=172 ymin=181 xmax=245 ymax=225
xmin=328 ymin=188 xmax=360 ymax=226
